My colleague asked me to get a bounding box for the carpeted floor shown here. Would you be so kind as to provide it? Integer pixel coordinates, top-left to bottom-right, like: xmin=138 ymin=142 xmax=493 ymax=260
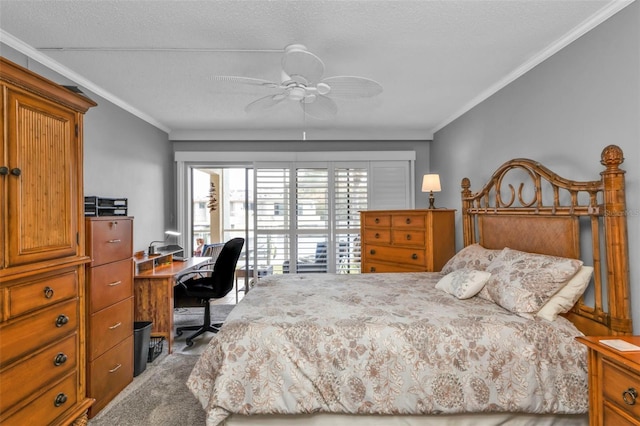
xmin=88 ymin=304 xmax=235 ymax=425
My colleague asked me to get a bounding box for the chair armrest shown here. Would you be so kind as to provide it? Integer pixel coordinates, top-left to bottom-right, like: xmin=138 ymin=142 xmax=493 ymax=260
xmin=175 ymin=268 xmax=215 ymax=282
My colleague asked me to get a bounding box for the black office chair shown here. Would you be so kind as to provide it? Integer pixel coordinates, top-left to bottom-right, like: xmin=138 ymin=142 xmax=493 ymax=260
xmin=175 ymin=237 xmax=244 ymax=346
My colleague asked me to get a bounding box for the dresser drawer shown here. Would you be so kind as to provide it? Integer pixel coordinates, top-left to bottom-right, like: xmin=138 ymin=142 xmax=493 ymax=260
xmin=0 ymin=334 xmax=77 ymax=412
xmin=0 ymin=298 xmax=78 ymax=367
xmin=89 ymin=334 xmax=134 ymax=416
xmin=362 ymin=261 xmax=426 ymax=273
xmin=86 ymin=218 xmax=133 ymax=266
xmin=363 ymin=229 xmax=391 ymax=244
xmin=364 ymin=214 xmax=390 ymax=227
xmin=392 ymin=214 xmax=425 ymax=228
xmin=391 ymin=229 xmax=426 ymax=247
xmin=89 ymin=258 xmax=133 ymax=312
xmin=365 ymin=244 xmax=426 ymax=267
xmin=6 ymin=269 xmax=78 ymax=318
xmin=1 ymin=371 xmax=78 ymax=426
xmin=89 ymin=297 xmax=133 ymax=360
xmin=602 ymin=358 xmax=640 ymax=420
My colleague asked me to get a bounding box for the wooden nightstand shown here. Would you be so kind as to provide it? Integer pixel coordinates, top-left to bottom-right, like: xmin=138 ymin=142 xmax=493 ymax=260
xmin=576 ymin=336 xmax=640 ymax=425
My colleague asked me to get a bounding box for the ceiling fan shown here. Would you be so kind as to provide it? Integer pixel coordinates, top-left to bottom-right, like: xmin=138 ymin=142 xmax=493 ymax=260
xmin=212 ymin=44 xmax=383 ymax=120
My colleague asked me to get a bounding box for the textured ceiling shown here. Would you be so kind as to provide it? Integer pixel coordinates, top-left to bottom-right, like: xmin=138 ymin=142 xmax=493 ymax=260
xmin=0 ymin=0 xmax=631 ymax=140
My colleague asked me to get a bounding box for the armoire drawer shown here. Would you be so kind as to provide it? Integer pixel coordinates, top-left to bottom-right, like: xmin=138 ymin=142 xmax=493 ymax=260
xmin=89 ymin=297 xmax=133 ymax=360
xmin=363 ymin=229 xmax=391 ymax=244
xmin=602 ymin=359 xmax=640 ymax=421
xmin=0 ymin=334 xmax=77 ymax=412
xmin=1 ymin=372 xmax=79 ymax=426
xmin=88 ymin=258 xmax=133 ymax=312
xmin=6 ymin=269 xmax=78 ymax=318
xmin=89 ymin=335 xmax=134 ymax=415
xmin=86 ymin=218 xmax=133 ymax=266
xmin=0 ymin=298 xmax=78 ymax=367
xmin=364 ymin=214 xmax=391 ymax=227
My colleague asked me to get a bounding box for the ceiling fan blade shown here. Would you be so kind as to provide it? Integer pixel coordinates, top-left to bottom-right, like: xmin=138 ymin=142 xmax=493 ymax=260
xmin=212 ymin=75 xmax=280 ymax=88
xmin=321 ymin=76 xmax=383 ymax=98
xmin=301 ymin=95 xmax=337 ymax=120
xmin=282 ymin=46 xmax=325 ymax=84
xmin=245 ymin=94 xmax=286 ymax=114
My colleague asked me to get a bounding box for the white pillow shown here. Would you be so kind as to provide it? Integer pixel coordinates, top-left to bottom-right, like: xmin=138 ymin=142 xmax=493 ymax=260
xmin=536 ymin=266 xmax=594 ymax=321
xmin=436 ymin=269 xmax=492 ymax=299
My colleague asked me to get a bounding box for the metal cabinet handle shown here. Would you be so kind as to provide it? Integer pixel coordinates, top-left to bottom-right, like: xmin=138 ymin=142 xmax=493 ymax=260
xmin=44 ymin=286 xmax=54 ymax=299
xmin=108 ymin=321 xmax=122 ymax=330
xmin=54 ymin=393 xmax=68 ymax=407
xmin=55 ymin=314 xmax=69 ymax=327
xmin=108 ymin=239 xmax=121 ymax=243
xmin=109 ymin=363 xmax=122 ymax=373
xmin=54 ymin=353 xmax=68 ymax=366
xmin=108 ymin=280 xmax=122 ymax=287
xmin=623 ymin=387 xmax=638 ymax=405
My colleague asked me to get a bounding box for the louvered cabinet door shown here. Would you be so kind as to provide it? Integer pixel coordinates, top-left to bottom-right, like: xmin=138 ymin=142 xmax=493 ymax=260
xmin=4 ymin=87 xmax=80 ymax=268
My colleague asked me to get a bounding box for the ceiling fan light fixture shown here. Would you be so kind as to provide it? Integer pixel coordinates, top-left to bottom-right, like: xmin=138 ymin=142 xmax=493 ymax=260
xmin=288 ymin=86 xmax=306 ymax=101
xmin=303 ymin=94 xmax=317 ymax=103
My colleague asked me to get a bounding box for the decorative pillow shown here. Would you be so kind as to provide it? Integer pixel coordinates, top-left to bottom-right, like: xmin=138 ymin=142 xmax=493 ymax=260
xmin=484 ymin=247 xmax=583 ymax=314
xmin=440 ymin=244 xmax=502 ymax=274
xmin=436 ymin=269 xmax=492 ymax=299
xmin=536 ymin=266 xmax=594 ymax=321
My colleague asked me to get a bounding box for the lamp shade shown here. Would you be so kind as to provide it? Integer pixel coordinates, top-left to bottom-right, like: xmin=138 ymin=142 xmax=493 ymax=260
xmin=421 ymin=174 xmax=441 ymax=192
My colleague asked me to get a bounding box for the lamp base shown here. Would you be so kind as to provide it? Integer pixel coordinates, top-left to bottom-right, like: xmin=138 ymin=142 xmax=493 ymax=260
xmin=428 ymin=192 xmax=436 ymax=209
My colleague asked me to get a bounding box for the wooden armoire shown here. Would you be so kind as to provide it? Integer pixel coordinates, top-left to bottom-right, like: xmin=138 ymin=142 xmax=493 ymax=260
xmin=0 ymin=57 xmax=97 ymax=425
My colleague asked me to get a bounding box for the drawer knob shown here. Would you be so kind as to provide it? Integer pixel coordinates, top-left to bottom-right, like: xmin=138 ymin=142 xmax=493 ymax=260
xmin=10 ymin=167 xmax=21 ymax=176
xmin=405 ymin=218 xmax=411 ymax=224
xmin=375 ymin=233 xmax=380 ymax=239
xmin=369 ymin=249 xmax=376 ymax=255
xmin=53 ymin=353 xmax=68 ymax=366
xmin=406 ymin=234 xmax=411 ymax=240
xmin=374 ymin=217 xmax=380 ymax=224
xmin=54 ymin=393 xmax=68 ymax=407
xmin=623 ymin=387 xmax=638 ymax=405
xmin=412 ymin=253 xmax=418 ymax=260
xmin=0 ymin=166 xmax=8 ymax=175
xmin=44 ymin=286 xmax=54 ymax=299
xmin=370 ymin=267 xmax=376 ymax=272
xmin=55 ymin=314 xmax=69 ymax=327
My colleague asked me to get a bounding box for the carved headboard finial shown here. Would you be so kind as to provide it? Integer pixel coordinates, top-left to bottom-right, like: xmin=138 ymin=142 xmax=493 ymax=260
xmin=601 ymin=144 xmax=624 ymax=169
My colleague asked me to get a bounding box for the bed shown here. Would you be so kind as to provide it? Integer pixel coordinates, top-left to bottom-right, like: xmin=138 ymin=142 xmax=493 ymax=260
xmin=187 ymin=145 xmax=633 ymax=426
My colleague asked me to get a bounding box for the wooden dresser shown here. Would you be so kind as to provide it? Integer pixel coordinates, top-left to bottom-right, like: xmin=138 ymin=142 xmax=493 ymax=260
xmin=85 ymin=216 xmax=134 ymax=417
xmin=0 ymin=57 xmax=96 ymax=425
xmin=360 ymin=209 xmax=455 ymax=273
xmin=576 ymin=336 xmax=640 ymax=426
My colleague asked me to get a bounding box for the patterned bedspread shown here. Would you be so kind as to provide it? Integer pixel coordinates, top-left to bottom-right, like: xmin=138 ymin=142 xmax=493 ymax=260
xmin=187 ymin=272 xmax=588 ymax=426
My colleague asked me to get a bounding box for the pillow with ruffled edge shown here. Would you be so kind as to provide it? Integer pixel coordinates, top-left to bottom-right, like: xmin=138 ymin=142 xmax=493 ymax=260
xmin=484 ymin=247 xmax=583 ymax=315
xmin=440 ymin=244 xmax=502 ymax=274
xmin=536 ymin=266 xmax=594 ymax=321
xmin=436 ymin=269 xmax=492 ymax=299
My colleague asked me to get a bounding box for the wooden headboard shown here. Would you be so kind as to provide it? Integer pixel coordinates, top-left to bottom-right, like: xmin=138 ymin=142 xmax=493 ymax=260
xmin=460 ymin=145 xmax=632 ymax=336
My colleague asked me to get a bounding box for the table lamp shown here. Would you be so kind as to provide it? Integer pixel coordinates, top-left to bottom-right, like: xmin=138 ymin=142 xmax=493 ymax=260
xmin=148 ymin=230 xmax=181 ymax=255
xmin=421 ymin=174 xmax=441 ymax=209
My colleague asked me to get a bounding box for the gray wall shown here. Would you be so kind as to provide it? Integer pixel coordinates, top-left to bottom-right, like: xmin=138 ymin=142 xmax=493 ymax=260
xmin=0 ymin=44 xmax=174 ymax=253
xmin=432 ymin=2 xmax=639 ymax=333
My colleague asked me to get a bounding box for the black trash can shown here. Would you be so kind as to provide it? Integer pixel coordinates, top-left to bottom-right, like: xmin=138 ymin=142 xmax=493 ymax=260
xmin=133 ymin=321 xmax=152 ymax=377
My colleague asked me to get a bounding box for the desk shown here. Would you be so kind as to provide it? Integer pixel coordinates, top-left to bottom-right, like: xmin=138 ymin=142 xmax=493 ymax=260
xmin=134 ymin=256 xmax=209 ymax=353
xmin=235 ymin=265 xmax=273 ymax=302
